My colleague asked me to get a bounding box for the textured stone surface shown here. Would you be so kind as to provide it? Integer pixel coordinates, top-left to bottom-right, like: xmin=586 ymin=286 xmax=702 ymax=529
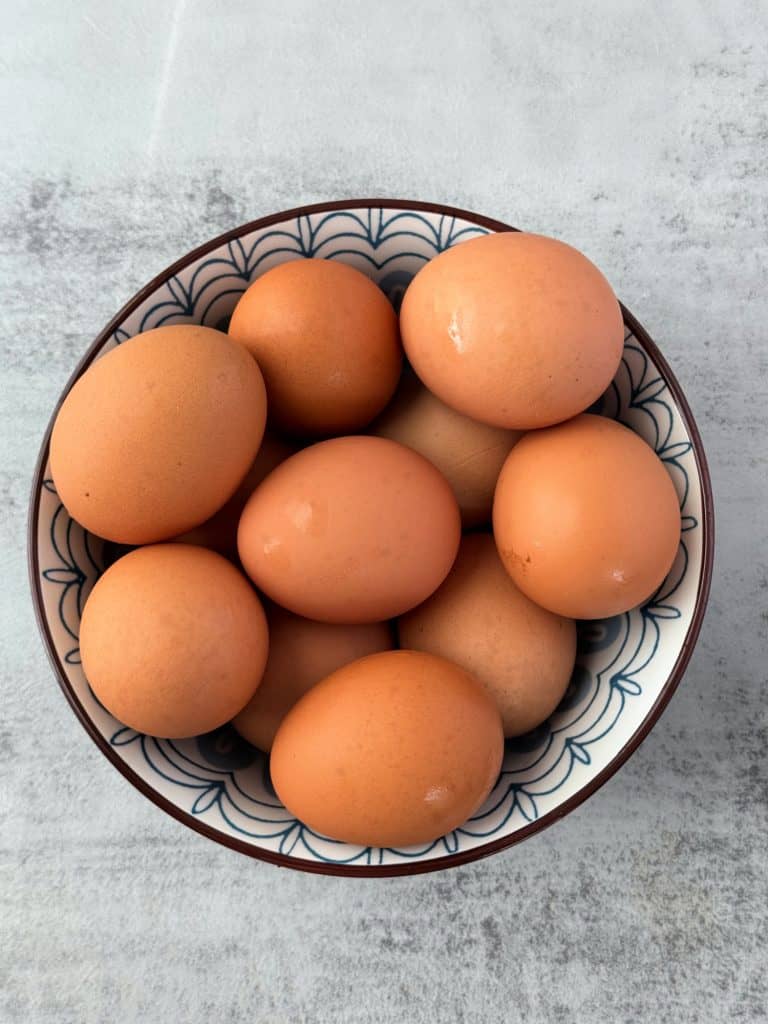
xmin=2 ymin=1 xmax=766 ymax=1021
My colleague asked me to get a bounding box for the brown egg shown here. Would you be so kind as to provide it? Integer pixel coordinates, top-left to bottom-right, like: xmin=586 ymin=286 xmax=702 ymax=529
xmin=173 ymin=435 xmax=295 ymax=558
xmin=80 ymin=545 xmax=268 ymax=738
xmin=399 ymin=534 xmax=576 ymax=736
xmin=238 ymin=435 xmax=461 ymax=623
xmin=50 ymin=325 xmax=267 ymax=544
xmin=270 ymin=650 xmax=504 ymax=848
xmin=400 ymin=232 xmax=624 ymax=430
xmin=229 ymin=259 xmax=402 ymax=436
xmin=371 ymin=369 xmax=521 ymax=527
xmin=493 ymin=414 xmax=681 ymax=619
xmin=233 ymin=607 xmax=392 ymax=751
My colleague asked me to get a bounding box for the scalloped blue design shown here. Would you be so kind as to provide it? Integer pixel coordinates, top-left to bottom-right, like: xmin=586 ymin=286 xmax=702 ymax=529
xmin=35 ymin=207 xmax=705 ymax=867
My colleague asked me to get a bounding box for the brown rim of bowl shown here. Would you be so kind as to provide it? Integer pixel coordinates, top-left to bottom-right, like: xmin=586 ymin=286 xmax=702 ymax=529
xmin=28 ymin=198 xmax=715 ymax=877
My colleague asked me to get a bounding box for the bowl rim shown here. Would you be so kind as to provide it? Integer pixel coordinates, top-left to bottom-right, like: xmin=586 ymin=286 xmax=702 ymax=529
xmin=28 ymin=197 xmax=715 ymax=877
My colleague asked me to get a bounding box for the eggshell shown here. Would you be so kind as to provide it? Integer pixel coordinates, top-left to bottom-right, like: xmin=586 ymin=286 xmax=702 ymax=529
xmin=371 ymin=369 xmax=521 ymax=527
xmin=80 ymin=544 xmax=269 ymax=738
xmin=238 ymin=435 xmax=461 ymax=623
xmin=270 ymin=650 xmax=504 ymax=848
xmin=50 ymin=325 xmax=267 ymax=544
xmin=400 ymin=232 xmax=624 ymax=430
xmin=233 ymin=607 xmax=392 ymax=751
xmin=399 ymin=534 xmax=576 ymax=736
xmin=173 ymin=434 xmax=295 ymax=558
xmin=229 ymin=259 xmax=402 ymax=436
xmin=493 ymin=414 xmax=681 ymax=619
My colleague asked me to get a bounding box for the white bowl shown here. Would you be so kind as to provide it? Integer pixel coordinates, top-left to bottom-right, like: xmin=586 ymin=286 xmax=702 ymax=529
xmin=29 ymin=199 xmax=714 ymax=876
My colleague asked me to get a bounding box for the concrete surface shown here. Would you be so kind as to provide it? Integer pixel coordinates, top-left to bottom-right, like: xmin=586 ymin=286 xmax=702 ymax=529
xmin=1 ymin=1 xmax=766 ymax=1021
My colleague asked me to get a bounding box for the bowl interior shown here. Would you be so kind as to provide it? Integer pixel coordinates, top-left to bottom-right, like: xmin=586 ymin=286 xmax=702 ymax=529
xmin=31 ymin=203 xmax=709 ymax=873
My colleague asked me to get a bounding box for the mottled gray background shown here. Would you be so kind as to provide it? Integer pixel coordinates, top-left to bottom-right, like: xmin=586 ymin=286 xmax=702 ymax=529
xmin=2 ymin=1 xmax=766 ymax=1021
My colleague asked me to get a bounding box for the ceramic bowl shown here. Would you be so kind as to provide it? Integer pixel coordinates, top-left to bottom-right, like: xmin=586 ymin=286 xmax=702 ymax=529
xmin=29 ymin=199 xmax=714 ymax=876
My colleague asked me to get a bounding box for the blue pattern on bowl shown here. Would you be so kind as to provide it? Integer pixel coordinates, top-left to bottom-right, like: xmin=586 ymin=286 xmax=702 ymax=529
xmin=33 ymin=206 xmax=706 ymax=869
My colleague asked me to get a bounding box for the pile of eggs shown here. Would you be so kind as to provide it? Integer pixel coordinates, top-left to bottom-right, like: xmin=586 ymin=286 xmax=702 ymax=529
xmin=50 ymin=232 xmax=681 ymax=849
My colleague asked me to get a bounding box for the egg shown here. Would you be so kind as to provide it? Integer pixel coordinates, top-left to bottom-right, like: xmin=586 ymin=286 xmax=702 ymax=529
xmin=399 ymin=534 xmax=576 ymax=736
xmin=370 ymin=369 xmax=521 ymax=527
xmin=80 ymin=544 xmax=269 ymax=738
xmin=400 ymin=231 xmax=624 ymax=430
xmin=270 ymin=650 xmax=504 ymax=847
xmin=229 ymin=259 xmax=402 ymax=436
xmin=493 ymin=414 xmax=681 ymax=619
xmin=173 ymin=434 xmax=295 ymax=558
xmin=238 ymin=435 xmax=461 ymax=623
xmin=50 ymin=325 xmax=267 ymax=544
xmin=233 ymin=607 xmax=392 ymax=751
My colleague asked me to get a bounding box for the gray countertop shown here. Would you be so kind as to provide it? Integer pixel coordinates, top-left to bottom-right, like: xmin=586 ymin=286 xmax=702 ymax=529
xmin=2 ymin=2 xmax=766 ymax=1021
